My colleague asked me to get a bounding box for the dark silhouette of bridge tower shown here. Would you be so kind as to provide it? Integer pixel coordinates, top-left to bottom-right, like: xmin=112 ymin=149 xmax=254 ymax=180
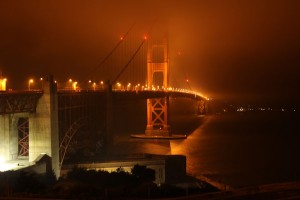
xmin=145 ymin=37 xmax=171 ymax=136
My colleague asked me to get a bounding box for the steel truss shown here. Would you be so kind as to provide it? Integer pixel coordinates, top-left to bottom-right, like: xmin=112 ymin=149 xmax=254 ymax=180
xmin=149 ymin=98 xmax=167 ymax=128
xmin=18 ymin=118 xmax=29 ymax=156
xmin=59 ymin=117 xmax=89 ymax=167
xmin=57 ymin=91 xmax=105 ymax=165
xmin=0 ymin=91 xmax=42 ymax=115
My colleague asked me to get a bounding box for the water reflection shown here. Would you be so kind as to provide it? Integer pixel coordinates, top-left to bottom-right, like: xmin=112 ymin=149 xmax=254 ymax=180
xmin=171 ymin=113 xmax=300 ymax=188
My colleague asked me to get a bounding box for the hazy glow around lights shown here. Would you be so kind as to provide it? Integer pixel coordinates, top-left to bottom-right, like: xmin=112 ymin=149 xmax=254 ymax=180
xmin=0 ymin=156 xmax=16 ymax=172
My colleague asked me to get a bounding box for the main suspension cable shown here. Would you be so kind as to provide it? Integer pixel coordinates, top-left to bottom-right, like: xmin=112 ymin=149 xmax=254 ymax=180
xmin=79 ymin=23 xmax=135 ymax=85
xmin=111 ymin=37 xmax=147 ymax=85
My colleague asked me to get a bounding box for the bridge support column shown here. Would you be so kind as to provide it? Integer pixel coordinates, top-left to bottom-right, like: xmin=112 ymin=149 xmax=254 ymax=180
xmin=0 ymin=115 xmax=11 ymax=161
xmin=131 ymin=35 xmax=187 ymax=139
xmin=9 ymin=116 xmax=19 ymax=160
xmin=145 ymin=37 xmax=171 ymax=136
xmin=29 ymin=75 xmax=59 ymax=178
xmin=0 ymin=115 xmax=20 ymax=162
xmin=145 ymin=96 xmax=170 ymax=136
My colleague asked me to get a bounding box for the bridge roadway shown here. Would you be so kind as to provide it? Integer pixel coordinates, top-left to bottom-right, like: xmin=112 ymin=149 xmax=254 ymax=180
xmin=0 ymin=89 xmax=206 ymax=115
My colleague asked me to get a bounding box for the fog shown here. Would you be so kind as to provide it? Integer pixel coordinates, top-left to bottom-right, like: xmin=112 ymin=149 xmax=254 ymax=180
xmin=0 ymin=0 xmax=299 ymax=106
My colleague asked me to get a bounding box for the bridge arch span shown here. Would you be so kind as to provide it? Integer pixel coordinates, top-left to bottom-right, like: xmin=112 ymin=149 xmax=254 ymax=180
xmin=59 ymin=117 xmax=91 ymax=168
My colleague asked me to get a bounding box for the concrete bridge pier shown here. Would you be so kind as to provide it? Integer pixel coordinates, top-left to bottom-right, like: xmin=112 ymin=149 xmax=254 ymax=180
xmin=29 ymin=75 xmax=60 ymax=178
xmin=0 ymin=115 xmax=17 ymax=161
xmin=1 ymin=111 xmax=32 ymax=164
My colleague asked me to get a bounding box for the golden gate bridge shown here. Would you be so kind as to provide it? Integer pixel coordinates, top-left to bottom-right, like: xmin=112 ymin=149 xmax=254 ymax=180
xmin=0 ymin=25 xmax=208 ymax=177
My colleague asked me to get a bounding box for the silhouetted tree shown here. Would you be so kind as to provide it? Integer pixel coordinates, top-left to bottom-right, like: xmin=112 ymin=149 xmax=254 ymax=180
xmin=14 ymin=171 xmax=44 ymax=194
xmin=39 ymin=169 xmax=57 ymax=187
xmin=131 ymin=164 xmax=155 ymax=183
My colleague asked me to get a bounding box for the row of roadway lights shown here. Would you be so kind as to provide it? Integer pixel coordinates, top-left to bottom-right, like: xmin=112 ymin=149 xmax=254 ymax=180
xmin=26 ymin=78 xmax=105 ymax=91
xmin=64 ymin=80 xmax=178 ymax=92
xmin=27 ymin=78 xmax=105 ymax=90
xmin=0 ymin=77 xmax=46 ymax=91
xmin=67 ymin=79 xmax=105 ymax=90
xmin=113 ymin=82 xmax=207 ymax=99
xmin=27 ymin=78 xmax=44 ymax=90
xmin=23 ymin=78 xmax=208 ymax=99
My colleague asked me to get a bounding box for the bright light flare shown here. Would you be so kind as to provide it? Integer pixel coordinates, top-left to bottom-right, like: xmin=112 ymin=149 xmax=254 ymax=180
xmin=0 ymin=156 xmax=4 ymax=163
xmin=0 ymin=78 xmax=7 ymax=91
xmin=28 ymin=79 xmax=34 ymax=90
xmin=0 ymin=163 xmax=17 ymax=172
xmin=0 ymin=156 xmax=17 ymax=172
xmin=72 ymin=82 xmax=78 ymax=90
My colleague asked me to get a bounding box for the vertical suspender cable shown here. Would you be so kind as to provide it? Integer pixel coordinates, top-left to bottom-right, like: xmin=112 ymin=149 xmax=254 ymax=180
xmin=111 ymin=38 xmax=147 ymax=85
xmin=79 ymin=24 xmax=135 ymax=85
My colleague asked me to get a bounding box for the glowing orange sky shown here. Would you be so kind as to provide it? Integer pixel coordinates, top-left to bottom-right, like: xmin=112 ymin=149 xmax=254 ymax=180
xmin=0 ymin=0 xmax=299 ymax=106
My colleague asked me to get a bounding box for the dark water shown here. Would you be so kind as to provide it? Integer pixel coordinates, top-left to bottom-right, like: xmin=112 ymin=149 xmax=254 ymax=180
xmin=109 ymin=99 xmax=300 ymax=188
xmin=171 ymin=112 xmax=300 ymax=188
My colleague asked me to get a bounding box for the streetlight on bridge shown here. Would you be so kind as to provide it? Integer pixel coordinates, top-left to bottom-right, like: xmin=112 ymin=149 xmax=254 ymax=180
xmin=68 ymin=79 xmax=72 ymax=90
xmin=28 ymin=79 xmax=34 ymax=90
xmin=89 ymin=80 xmax=97 ymax=91
xmin=72 ymin=81 xmax=78 ymax=90
xmin=127 ymin=83 xmax=131 ymax=90
xmin=0 ymin=78 xmax=7 ymax=91
xmin=116 ymin=82 xmax=122 ymax=90
xmin=40 ymin=77 xmax=44 ymax=89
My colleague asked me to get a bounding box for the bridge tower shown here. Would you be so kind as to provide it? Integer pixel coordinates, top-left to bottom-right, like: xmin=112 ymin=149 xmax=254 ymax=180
xmin=29 ymin=75 xmax=60 ymax=177
xmin=145 ymin=37 xmax=171 ymax=136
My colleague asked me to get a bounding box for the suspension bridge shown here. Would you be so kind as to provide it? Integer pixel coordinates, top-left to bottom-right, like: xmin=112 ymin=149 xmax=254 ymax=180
xmin=0 ymin=27 xmax=208 ymax=178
